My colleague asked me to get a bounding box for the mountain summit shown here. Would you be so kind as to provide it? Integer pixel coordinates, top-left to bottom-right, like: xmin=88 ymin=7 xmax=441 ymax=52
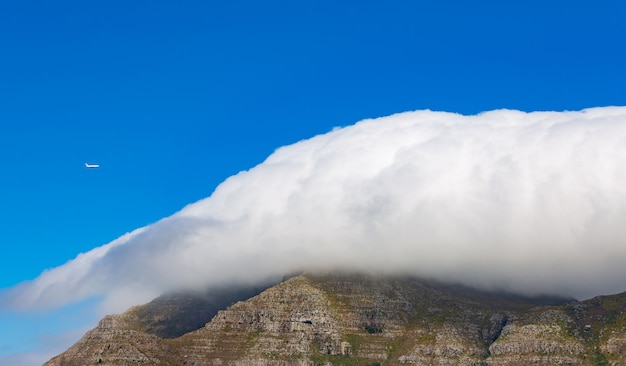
xmin=45 ymin=273 xmax=626 ymax=365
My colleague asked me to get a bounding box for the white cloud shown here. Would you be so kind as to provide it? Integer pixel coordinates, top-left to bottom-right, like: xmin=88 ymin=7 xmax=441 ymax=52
xmin=4 ymin=107 xmax=626 ymax=319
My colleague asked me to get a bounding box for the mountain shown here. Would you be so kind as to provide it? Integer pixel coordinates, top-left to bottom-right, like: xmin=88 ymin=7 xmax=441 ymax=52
xmin=45 ymin=273 xmax=626 ymax=365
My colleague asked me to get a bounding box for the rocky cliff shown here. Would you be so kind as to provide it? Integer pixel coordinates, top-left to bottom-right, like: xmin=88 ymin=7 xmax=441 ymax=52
xmin=45 ymin=273 xmax=626 ymax=365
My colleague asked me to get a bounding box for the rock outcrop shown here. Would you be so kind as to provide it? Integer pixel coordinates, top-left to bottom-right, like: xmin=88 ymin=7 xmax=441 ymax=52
xmin=45 ymin=273 xmax=626 ymax=365
xmin=44 ymin=314 xmax=177 ymax=366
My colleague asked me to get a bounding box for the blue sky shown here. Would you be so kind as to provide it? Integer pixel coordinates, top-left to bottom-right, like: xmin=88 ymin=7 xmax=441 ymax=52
xmin=1 ymin=0 xmax=625 ymax=364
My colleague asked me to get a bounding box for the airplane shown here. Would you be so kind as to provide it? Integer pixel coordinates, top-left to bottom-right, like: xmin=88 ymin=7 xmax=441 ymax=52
xmin=85 ymin=163 xmax=100 ymax=168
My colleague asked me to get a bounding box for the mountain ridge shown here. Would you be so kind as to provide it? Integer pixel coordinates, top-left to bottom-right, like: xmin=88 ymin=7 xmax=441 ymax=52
xmin=45 ymin=273 xmax=626 ymax=365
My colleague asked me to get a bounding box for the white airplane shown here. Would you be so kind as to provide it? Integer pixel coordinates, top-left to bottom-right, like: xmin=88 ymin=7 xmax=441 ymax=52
xmin=85 ymin=163 xmax=100 ymax=168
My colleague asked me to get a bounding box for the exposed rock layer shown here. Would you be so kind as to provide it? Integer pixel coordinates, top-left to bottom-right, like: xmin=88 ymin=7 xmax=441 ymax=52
xmin=45 ymin=274 xmax=626 ymax=365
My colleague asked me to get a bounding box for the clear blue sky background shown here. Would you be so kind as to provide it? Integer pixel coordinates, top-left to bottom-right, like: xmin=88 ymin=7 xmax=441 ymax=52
xmin=0 ymin=0 xmax=624 ymax=361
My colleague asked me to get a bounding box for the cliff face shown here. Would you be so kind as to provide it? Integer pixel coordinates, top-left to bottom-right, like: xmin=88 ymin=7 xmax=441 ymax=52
xmin=45 ymin=274 xmax=626 ymax=366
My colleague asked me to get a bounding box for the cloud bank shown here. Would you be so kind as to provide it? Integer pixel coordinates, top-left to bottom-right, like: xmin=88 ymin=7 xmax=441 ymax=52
xmin=4 ymin=107 xmax=626 ymax=313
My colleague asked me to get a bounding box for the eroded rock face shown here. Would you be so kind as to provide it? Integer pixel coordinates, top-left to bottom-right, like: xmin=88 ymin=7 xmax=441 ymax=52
xmin=175 ymin=276 xmax=342 ymax=365
xmin=44 ymin=314 xmax=178 ymax=366
xmin=487 ymin=323 xmax=586 ymax=365
xmin=45 ymin=274 xmax=626 ymax=366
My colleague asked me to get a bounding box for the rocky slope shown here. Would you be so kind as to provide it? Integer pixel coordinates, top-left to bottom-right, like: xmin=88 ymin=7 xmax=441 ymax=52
xmin=45 ymin=273 xmax=626 ymax=365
